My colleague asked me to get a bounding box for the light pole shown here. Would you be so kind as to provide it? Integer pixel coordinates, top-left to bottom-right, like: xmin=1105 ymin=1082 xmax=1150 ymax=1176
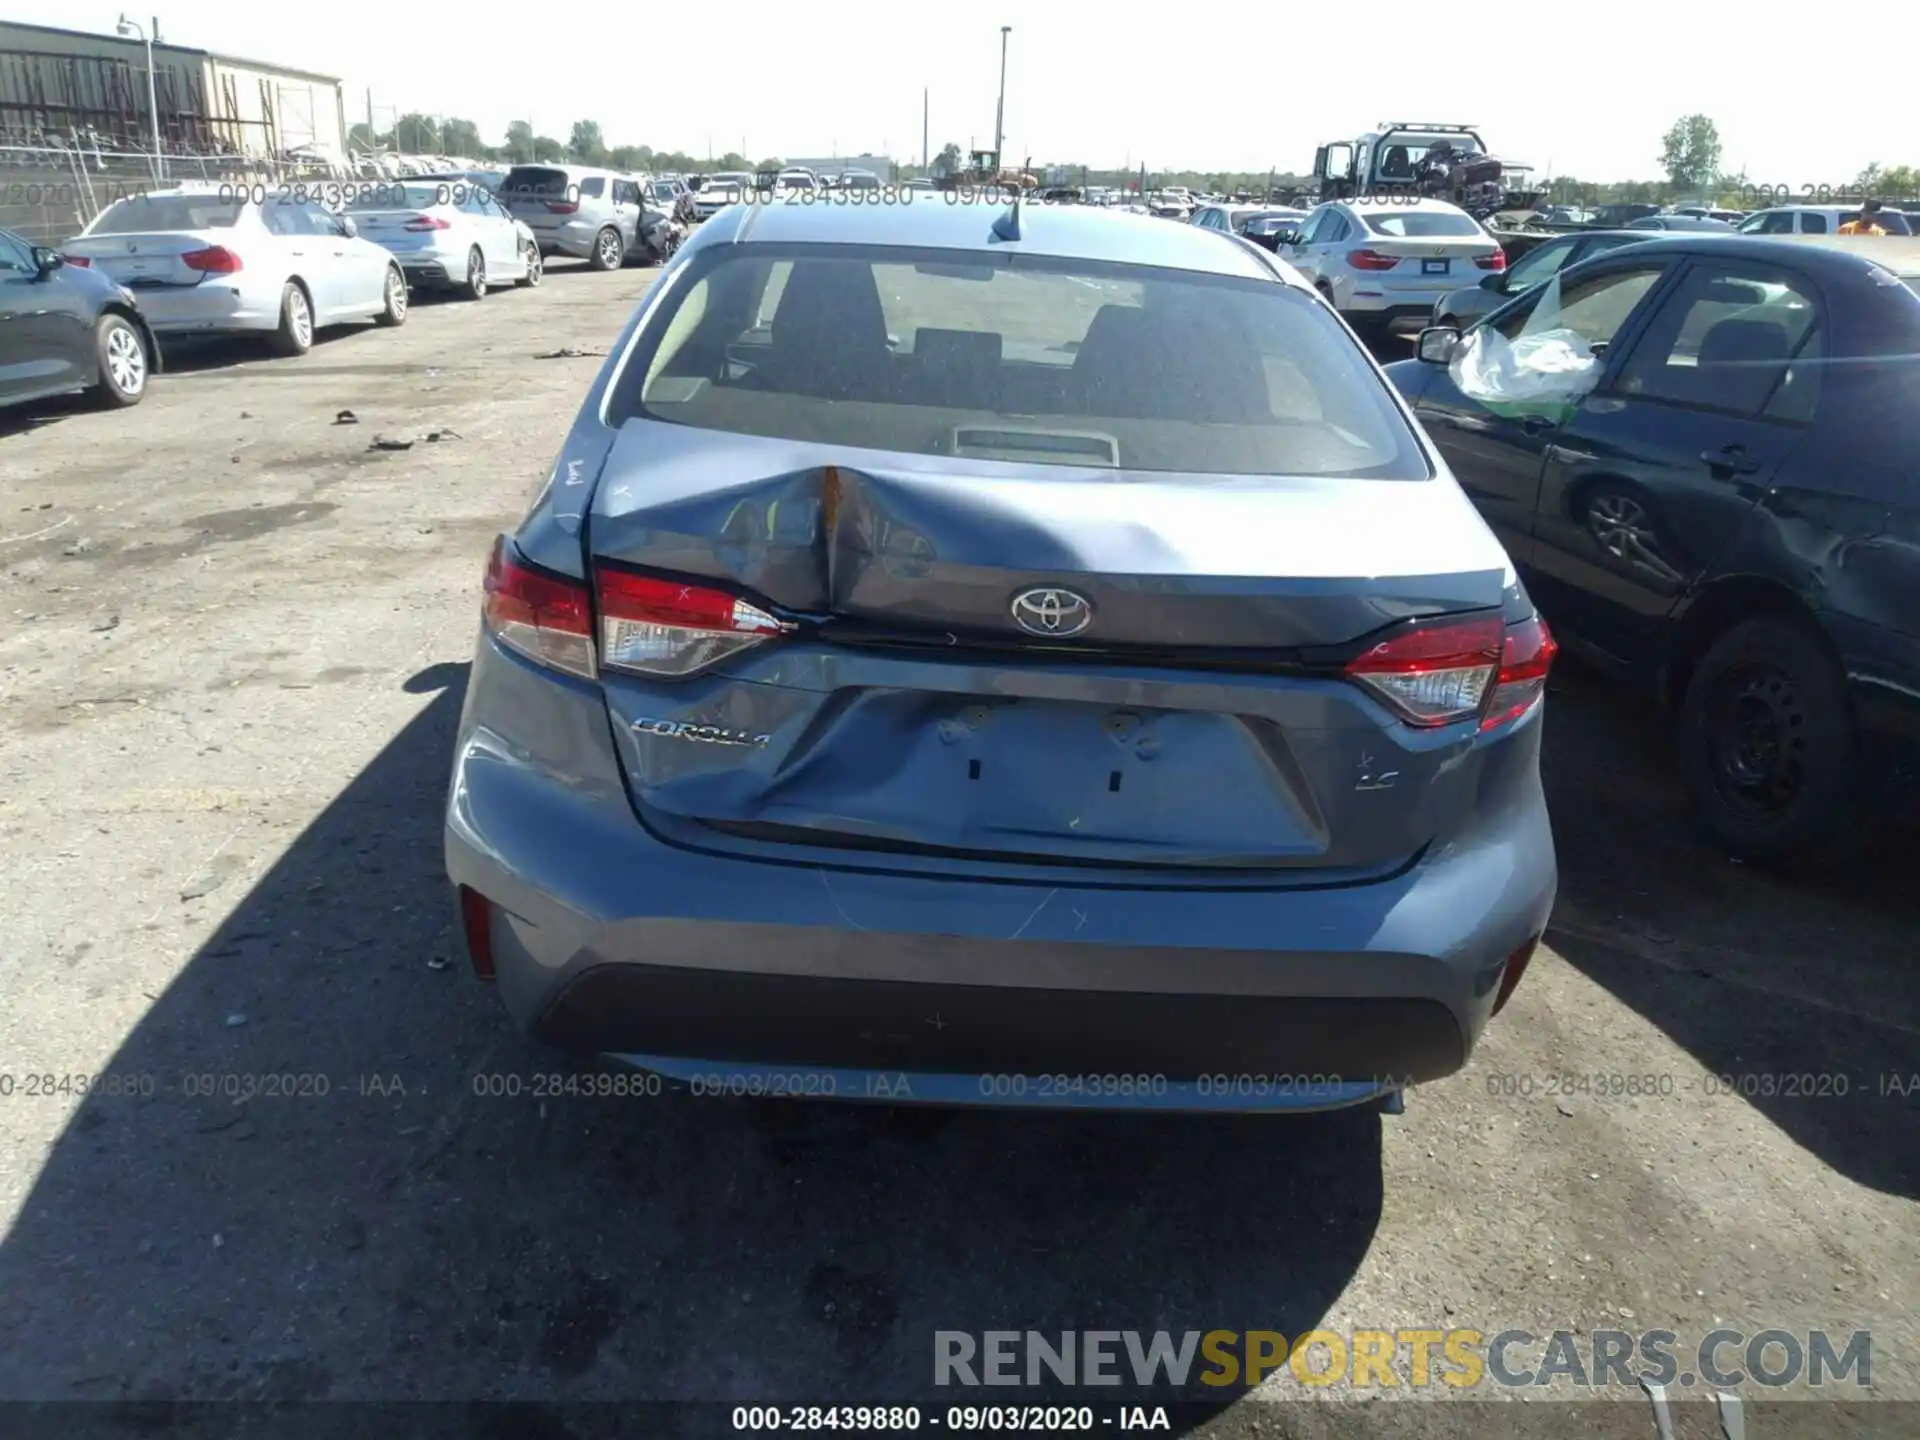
xmin=992 ymin=26 xmax=1010 ymax=170
xmin=117 ymin=14 xmax=164 ymax=179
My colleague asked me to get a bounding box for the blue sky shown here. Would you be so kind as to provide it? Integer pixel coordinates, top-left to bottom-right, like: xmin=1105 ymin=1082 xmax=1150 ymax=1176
xmin=29 ymin=2 xmax=1908 ymax=184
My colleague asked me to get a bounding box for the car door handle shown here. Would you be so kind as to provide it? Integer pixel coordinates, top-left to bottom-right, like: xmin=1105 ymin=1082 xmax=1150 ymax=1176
xmin=1699 ymin=446 xmax=1761 ymax=475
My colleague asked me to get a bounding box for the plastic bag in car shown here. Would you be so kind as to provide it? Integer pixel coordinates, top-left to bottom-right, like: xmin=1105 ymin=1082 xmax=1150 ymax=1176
xmin=1450 ymin=325 xmax=1602 ymax=423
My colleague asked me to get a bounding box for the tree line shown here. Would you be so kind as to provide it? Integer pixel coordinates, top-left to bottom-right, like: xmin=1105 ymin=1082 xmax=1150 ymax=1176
xmin=346 ymin=114 xmax=782 ymax=175
xmin=344 ymin=112 xmax=1917 ymax=205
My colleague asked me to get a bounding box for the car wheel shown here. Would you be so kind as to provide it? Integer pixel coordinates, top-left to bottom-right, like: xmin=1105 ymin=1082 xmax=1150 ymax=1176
xmin=90 ymin=313 xmax=149 ymax=407
xmin=516 ymin=241 xmax=543 ymax=288
xmin=589 ymin=226 xmax=623 ymax=271
xmin=461 ymin=248 xmax=487 ymax=300
xmin=268 ymin=281 xmax=313 ymax=356
xmin=1676 ymin=616 xmax=1857 ymax=863
xmin=376 ymin=264 xmax=408 ymax=326
xmin=1581 ymin=485 xmax=1679 ymax=579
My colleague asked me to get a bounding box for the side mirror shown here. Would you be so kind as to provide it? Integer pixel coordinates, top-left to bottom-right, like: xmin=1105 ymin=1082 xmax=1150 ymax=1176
xmin=336 ymin=216 xmax=358 ymax=239
xmin=1417 ymin=327 xmax=1462 ymax=365
xmin=32 ymin=246 xmax=64 ymax=275
xmin=1277 ymin=229 xmax=1302 ymax=247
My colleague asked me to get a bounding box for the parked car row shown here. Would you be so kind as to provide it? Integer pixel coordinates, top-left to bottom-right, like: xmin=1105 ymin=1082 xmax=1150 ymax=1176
xmin=0 ymin=168 xmax=670 ymax=415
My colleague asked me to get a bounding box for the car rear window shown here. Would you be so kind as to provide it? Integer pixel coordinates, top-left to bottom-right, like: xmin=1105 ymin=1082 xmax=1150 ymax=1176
xmin=87 ymin=195 xmax=244 ymax=234
xmin=500 ymin=167 xmax=571 ymax=197
xmin=608 ymin=244 xmax=1428 ymax=479
xmin=344 ymin=183 xmax=444 ymax=211
xmin=1364 ymin=211 xmax=1483 ymax=237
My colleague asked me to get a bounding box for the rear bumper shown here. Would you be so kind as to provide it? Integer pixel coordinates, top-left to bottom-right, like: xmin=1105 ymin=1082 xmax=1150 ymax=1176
xmin=394 ymin=253 xmax=461 ymax=287
xmin=131 ymin=280 xmax=278 ymax=334
xmin=526 ymin=220 xmax=602 ymax=258
xmin=1342 ymin=300 xmax=1449 ymax=333
xmin=446 ymin=635 xmax=1558 ymax=1111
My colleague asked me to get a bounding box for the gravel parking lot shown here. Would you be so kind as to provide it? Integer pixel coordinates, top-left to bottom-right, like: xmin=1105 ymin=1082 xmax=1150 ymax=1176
xmin=0 ymin=262 xmax=1914 ymax=1436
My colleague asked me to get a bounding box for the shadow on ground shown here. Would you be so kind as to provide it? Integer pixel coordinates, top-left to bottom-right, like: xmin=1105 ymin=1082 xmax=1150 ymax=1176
xmin=0 ymin=660 xmax=1380 ymax=1417
xmin=1539 ymin=658 xmax=1920 ymax=1200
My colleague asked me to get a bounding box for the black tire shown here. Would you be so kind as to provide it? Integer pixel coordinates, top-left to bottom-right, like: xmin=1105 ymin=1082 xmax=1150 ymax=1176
xmin=1675 ymin=616 xmax=1857 ymax=863
xmin=90 ymin=312 xmax=149 ymax=408
xmin=588 ymin=226 xmax=623 ymax=271
xmin=459 ymin=248 xmax=487 ymax=300
xmin=375 ymin=264 xmax=408 ymax=326
xmin=268 ymin=281 xmax=313 ymax=356
xmin=515 ymin=241 xmax=543 ymax=288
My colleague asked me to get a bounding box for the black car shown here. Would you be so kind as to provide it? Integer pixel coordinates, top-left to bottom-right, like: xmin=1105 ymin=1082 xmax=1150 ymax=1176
xmin=1626 ymin=215 xmax=1737 ymax=232
xmin=1386 ymin=234 xmax=1920 ymax=860
xmin=0 ymin=225 xmax=157 ymax=410
xmin=1588 ymin=203 xmax=1663 ymax=227
xmin=1432 ymin=229 xmax=1649 ymax=328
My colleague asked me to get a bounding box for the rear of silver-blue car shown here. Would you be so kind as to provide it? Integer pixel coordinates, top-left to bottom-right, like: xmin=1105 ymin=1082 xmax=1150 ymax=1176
xmin=443 ymin=226 xmax=1559 ymax=1109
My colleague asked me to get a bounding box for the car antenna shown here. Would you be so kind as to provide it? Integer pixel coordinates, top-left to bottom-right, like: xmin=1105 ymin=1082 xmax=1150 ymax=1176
xmin=991 ymin=190 xmax=1022 ymax=242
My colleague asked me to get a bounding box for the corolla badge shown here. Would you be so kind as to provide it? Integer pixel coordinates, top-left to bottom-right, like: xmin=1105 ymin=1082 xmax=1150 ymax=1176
xmin=632 ymin=717 xmax=771 ymax=747
xmin=1010 ymin=586 xmax=1094 ymax=638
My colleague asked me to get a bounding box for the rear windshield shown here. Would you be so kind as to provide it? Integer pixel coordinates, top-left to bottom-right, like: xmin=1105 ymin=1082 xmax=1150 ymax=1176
xmin=1364 ymin=211 xmax=1483 ymax=238
xmin=87 ymin=195 xmax=244 ymax=234
xmin=345 ymin=183 xmax=446 ymax=211
xmin=608 ymin=243 xmax=1427 ymax=479
xmin=500 ymin=167 xmax=571 ymax=197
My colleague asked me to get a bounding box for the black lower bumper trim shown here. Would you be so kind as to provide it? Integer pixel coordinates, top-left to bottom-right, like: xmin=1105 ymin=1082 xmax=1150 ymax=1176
xmin=535 ymin=965 xmax=1467 ymax=1082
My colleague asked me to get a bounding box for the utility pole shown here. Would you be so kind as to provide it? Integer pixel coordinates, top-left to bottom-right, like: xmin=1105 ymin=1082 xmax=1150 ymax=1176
xmin=992 ymin=26 xmax=1010 ymax=168
xmin=116 ymin=15 xmax=164 ymax=179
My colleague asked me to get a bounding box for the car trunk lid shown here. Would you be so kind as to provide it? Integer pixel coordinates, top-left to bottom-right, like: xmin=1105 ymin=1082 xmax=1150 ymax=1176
xmin=584 ymin=424 xmax=1513 ymax=875
xmin=64 ymin=230 xmax=236 ymax=287
xmin=498 ymin=167 xmax=577 ymax=233
xmin=347 ymin=206 xmax=448 ymax=254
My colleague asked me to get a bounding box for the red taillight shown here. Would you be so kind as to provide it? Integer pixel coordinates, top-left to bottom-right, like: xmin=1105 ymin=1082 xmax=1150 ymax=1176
xmin=63 ymin=253 xmax=91 ymax=267
xmin=403 ymin=214 xmax=452 ymax=231
xmin=596 ymin=568 xmax=788 ymax=679
xmin=545 ymin=200 xmax=579 ymax=214
xmin=1346 ymin=248 xmax=1402 ymax=271
xmin=1481 ymin=615 xmax=1558 ymax=731
xmin=1345 ymin=612 xmax=1558 ymax=731
xmin=1345 ymin=614 xmax=1504 ymax=727
xmin=458 ymin=885 xmax=495 ymax=981
xmin=1491 ymin=935 xmax=1540 ymax=1016
xmin=482 ymin=537 xmax=596 ymax=679
xmin=181 ymin=245 xmax=243 ymax=274
xmin=1474 ymin=250 xmax=1508 ymax=271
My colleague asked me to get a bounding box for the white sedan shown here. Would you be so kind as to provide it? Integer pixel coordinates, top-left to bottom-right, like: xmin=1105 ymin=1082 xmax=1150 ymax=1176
xmin=1275 ymin=197 xmax=1507 ymax=337
xmin=64 ymin=185 xmax=408 ymax=355
xmin=343 ymin=180 xmax=540 ymax=298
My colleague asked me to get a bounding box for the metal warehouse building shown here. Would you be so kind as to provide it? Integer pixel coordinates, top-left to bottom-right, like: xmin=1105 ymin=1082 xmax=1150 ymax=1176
xmin=0 ymin=19 xmax=346 ymax=161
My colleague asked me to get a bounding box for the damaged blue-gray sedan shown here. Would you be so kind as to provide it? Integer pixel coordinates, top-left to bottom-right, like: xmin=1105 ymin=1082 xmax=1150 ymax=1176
xmin=443 ymin=197 xmax=1559 ymax=1112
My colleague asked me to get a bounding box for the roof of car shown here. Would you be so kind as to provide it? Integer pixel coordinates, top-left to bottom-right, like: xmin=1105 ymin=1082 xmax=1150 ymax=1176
xmin=703 ymin=194 xmax=1286 ymax=280
xmin=1577 ymin=231 xmax=1920 ymax=277
xmin=1332 ymin=196 xmax=1472 ymax=215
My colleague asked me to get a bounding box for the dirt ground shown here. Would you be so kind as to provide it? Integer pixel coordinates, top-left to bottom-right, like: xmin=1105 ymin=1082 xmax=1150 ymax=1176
xmin=0 ymin=259 xmax=1913 ymax=1438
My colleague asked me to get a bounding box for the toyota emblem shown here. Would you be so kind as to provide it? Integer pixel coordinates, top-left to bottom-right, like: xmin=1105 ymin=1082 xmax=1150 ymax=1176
xmin=1010 ymin=586 xmax=1094 ymax=638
